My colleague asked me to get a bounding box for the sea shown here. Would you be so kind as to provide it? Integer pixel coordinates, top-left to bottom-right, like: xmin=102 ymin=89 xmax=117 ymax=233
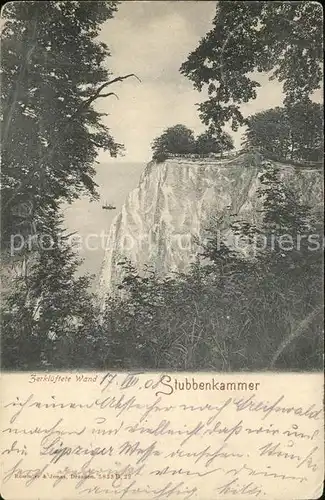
xmin=62 ymin=162 xmax=145 ymax=289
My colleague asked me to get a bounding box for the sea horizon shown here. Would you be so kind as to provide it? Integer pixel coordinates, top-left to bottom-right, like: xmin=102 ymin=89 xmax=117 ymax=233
xmin=63 ymin=161 xmax=145 ymax=287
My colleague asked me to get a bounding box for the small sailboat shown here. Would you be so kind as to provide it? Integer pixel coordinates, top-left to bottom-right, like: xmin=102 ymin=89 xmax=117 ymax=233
xmin=102 ymin=200 xmax=116 ymax=210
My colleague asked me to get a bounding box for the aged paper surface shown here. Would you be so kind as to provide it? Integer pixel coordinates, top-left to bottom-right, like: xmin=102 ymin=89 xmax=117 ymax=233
xmin=1 ymin=1 xmax=324 ymax=500
xmin=1 ymin=372 xmax=324 ymax=499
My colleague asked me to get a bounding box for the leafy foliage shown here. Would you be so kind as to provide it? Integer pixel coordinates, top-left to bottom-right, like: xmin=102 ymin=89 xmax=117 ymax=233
xmin=244 ymin=102 xmax=324 ymax=162
xmin=151 ymin=125 xmax=234 ymax=161
xmin=1 ymin=1 xmax=127 ymax=369
xmin=180 ymin=1 xmax=323 ymax=131
xmin=195 ymin=128 xmax=234 ymax=155
xmin=4 ymin=161 xmax=322 ymax=371
xmin=1 ymin=212 xmax=99 ymax=369
xmin=151 ymin=124 xmax=196 ymax=162
xmin=1 ymin=1 xmax=123 ymax=250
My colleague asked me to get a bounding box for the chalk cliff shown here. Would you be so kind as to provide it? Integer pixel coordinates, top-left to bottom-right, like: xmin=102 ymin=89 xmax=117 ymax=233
xmin=98 ymin=151 xmax=323 ymax=307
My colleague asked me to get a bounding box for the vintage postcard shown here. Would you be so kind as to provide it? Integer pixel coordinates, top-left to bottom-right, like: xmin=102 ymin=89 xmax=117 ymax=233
xmin=0 ymin=1 xmax=324 ymax=499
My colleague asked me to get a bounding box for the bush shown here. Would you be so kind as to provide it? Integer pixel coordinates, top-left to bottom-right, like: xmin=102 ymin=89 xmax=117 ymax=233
xmin=151 ymin=124 xmax=196 ymax=160
xmin=195 ymin=130 xmax=234 ymax=155
xmin=151 ymin=126 xmax=235 ymax=161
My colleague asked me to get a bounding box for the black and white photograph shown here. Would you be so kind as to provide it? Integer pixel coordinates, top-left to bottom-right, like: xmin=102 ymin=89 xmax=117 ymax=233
xmin=1 ymin=0 xmax=324 ymax=373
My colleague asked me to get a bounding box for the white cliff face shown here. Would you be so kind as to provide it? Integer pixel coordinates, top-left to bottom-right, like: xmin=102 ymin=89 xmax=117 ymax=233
xmin=98 ymin=152 xmax=323 ymax=306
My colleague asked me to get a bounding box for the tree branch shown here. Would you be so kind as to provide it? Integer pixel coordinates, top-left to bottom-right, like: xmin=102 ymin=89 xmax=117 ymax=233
xmin=96 ymin=73 xmax=141 ymax=92
xmin=96 ymin=92 xmax=119 ymax=100
xmin=3 ymin=73 xmax=141 ymax=210
xmin=77 ymin=73 xmax=140 ymax=113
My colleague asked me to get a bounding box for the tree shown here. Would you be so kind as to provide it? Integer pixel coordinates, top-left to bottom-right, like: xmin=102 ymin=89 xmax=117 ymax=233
xmin=1 ymin=212 xmax=98 ymax=369
xmin=0 ymin=1 xmax=139 ymax=369
xmin=152 ymin=124 xmax=195 ymax=161
xmin=244 ymin=102 xmax=323 ymax=162
xmin=180 ymin=2 xmax=323 ymax=132
xmin=0 ymin=1 xmax=139 ymax=251
xmin=285 ymin=100 xmax=323 ymax=162
xmin=195 ymin=128 xmax=234 ymax=156
xmin=244 ymin=107 xmax=291 ymax=157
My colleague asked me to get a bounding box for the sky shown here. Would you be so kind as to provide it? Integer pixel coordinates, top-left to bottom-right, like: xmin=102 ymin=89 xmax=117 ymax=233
xmin=95 ymin=0 xmax=288 ymax=164
xmin=2 ymin=0 xmax=319 ymax=164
